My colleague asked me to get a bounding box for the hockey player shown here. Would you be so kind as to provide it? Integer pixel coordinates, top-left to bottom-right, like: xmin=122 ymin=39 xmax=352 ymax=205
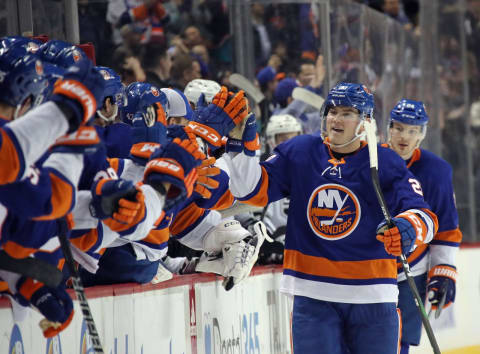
xmin=386 ymin=99 xmax=462 ymax=354
xmin=0 ymin=46 xmax=105 ymax=214
xmin=216 ymin=82 xmax=438 ymax=354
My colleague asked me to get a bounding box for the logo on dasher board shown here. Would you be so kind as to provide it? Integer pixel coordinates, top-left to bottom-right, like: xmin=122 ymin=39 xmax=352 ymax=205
xmin=307 ymin=184 xmax=360 ymax=240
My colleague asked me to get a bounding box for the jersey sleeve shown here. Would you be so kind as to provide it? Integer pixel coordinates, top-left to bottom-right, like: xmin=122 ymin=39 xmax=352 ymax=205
xmin=379 ymin=147 xmax=438 ymax=243
xmin=223 ymin=142 xmax=291 ymax=207
xmin=0 ymin=102 xmax=69 ymax=184
xmin=425 ymin=161 xmax=462 ymax=267
xmin=0 ymin=153 xmax=83 ymax=219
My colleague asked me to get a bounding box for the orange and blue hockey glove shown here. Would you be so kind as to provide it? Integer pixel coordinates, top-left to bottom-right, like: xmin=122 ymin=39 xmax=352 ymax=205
xmin=194 ymin=157 xmax=220 ymax=199
xmin=427 ymin=264 xmax=457 ymax=313
xmin=376 ymin=211 xmax=427 ymax=257
xmin=90 ymin=178 xmax=146 ymax=232
xmin=50 ymin=59 xmax=106 ymax=132
xmin=226 ymin=112 xmax=260 ymax=156
xmin=144 ymin=135 xmax=205 ymax=210
xmin=192 ymin=86 xmax=248 ymax=147
xmin=15 ymin=277 xmax=73 ymax=338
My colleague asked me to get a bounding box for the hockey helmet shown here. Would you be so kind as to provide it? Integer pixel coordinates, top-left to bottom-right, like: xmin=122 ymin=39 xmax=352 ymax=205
xmin=266 ymin=114 xmax=302 ymax=149
xmin=0 ymin=47 xmax=47 ymax=113
xmin=390 ymin=99 xmax=429 ymax=126
xmin=184 ymin=79 xmax=221 ymax=108
xmin=323 ymin=82 xmax=374 ymax=119
xmin=38 ymin=40 xmax=72 ymax=63
xmin=120 ymin=82 xmax=168 ymax=125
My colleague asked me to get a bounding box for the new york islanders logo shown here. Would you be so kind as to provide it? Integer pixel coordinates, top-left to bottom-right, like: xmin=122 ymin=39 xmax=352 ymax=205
xmin=307 ymin=184 xmax=361 ymax=240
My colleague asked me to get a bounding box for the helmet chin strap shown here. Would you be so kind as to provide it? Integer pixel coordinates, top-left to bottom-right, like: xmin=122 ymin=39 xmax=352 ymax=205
xmin=324 ymin=120 xmax=366 ymax=149
xmin=97 ymin=105 xmax=118 ymax=123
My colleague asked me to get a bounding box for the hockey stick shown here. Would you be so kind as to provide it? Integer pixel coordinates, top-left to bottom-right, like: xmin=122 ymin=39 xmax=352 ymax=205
xmin=0 ymin=251 xmax=63 ymax=288
xmin=229 ymin=73 xmax=265 ymax=104
xmin=363 ymin=119 xmax=441 ymax=354
xmin=292 ymin=87 xmax=325 ymax=110
xmin=57 ymin=219 xmax=104 ymax=353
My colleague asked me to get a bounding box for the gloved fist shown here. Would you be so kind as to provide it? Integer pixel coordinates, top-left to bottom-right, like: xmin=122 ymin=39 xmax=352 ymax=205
xmin=376 ymin=215 xmax=421 ymax=257
xmin=131 ymin=108 xmax=167 ymax=145
xmin=194 ymin=157 xmax=220 ymax=199
xmin=144 ymin=134 xmax=205 ymax=210
xmin=50 ymin=59 xmax=106 ymax=132
xmin=226 ymin=113 xmax=260 ymax=156
xmin=427 ymin=264 xmax=457 ymax=312
xmin=90 ymin=178 xmax=146 ymax=232
xmin=193 ymin=86 xmax=248 ymax=142
xmin=50 ymin=126 xmax=100 ymax=154
xmin=15 ymin=277 xmax=73 ymax=338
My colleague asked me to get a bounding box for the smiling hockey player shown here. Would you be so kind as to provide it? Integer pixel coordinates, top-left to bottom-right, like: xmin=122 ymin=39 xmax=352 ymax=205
xmin=219 ymin=82 xmax=438 ymax=354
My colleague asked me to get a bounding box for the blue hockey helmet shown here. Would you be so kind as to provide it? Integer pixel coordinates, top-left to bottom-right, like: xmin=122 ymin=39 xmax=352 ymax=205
xmin=94 ymin=66 xmax=124 ymax=107
xmin=120 ymin=82 xmax=168 ymax=124
xmin=0 ymin=47 xmax=47 ymax=113
xmin=37 ymin=40 xmax=72 ymax=63
xmin=94 ymin=66 xmax=124 ymax=122
xmin=52 ymin=46 xmax=87 ymax=68
xmin=323 ymin=82 xmax=374 ymax=119
xmin=389 ymin=99 xmax=429 ymax=126
xmin=41 ymin=63 xmax=65 ymax=99
xmin=0 ymin=36 xmax=41 ymax=54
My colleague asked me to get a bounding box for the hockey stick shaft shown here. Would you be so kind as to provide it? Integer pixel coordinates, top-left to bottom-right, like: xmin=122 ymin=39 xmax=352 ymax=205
xmin=0 ymin=251 xmax=63 ymax=288
xmin=364 ymin=120 xmax=441 ymax=354
xmin=58 ymin=219 xmax=104 ymax=353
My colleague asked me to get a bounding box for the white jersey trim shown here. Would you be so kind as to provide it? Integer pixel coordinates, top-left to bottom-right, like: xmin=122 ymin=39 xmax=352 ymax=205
xmin=280 ymin=274 xmax=399 ymax=304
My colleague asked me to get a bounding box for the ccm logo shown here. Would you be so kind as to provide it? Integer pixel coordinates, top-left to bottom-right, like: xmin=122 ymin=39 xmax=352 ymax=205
xmin=188 ymin=123 xmax=220 ymax=143
xmin=148 ymin=159 xmax=181 ymax=172
xmin=58 ymin=80 xmax=95 ymax=119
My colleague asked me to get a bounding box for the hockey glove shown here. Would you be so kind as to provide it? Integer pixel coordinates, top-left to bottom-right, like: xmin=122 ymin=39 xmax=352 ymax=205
xmin=50 ymin=59 xmax=106 ymax=132
xmin=15 ymin=277 xmax=73 ymax=338
xmin=196 ymin=220 xmax=272 ymax=290
xmin=90 ymin=178 xmax=146 ymax=232
xmin=131 ymin=105 xmax=167 ymax=145
xmin=50 ymin=126 xmax=100 ymax=154
xmin=144 ymin=136 xmax=205 ymax=210
xmin=376 ymin=211 xmax=428 ymax=257
xmin=194 ymin=157 xmax=220 ymax=199
xmin=226 ymin=113 xmax=260 ymax=156
xmin=193 ymin=86 xmax=248 ymax=145
xmin=427 ymin=264 xmax=457 ymax=315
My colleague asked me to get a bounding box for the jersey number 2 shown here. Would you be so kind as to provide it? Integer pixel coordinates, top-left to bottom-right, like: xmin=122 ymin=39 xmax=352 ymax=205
xmin=409 ymin=178 xmax=423 ymax=196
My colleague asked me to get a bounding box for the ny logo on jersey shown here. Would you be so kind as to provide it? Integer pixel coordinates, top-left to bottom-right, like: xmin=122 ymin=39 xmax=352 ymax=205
xmin=307 ymin=184 xmax=361 ymax=240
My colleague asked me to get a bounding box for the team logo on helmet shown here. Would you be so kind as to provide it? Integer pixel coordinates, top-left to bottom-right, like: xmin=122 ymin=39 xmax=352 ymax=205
xmin=35 ymin=60 xmax=43 ymax=75
xmin=307 ymin=184 xmax=361 ymax=240
xmin=151 ymin=87 xmax=159 ymax=96
xmin=100 ymin=69 xmax=112 ymax=80
xmin=362 ymin=85 xmax=371 ymax=94
xmin=72 ymin=49 xmax=81 ymax=62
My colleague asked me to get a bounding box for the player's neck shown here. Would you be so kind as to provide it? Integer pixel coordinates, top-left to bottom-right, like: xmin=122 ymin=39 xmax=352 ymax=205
xmin=330 ymin=140 xmax=361 ymax=154
xmin=0 ymin=103 xmax=14 ymax=121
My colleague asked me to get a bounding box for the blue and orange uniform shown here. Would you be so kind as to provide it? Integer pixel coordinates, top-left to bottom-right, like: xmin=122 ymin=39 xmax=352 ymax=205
xmin=223 ymin=134 xmax=438 ymax=354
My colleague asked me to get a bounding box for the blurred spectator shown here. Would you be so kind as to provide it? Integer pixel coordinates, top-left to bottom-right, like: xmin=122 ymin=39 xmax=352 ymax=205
xmin=274 ymin=77 xmax=298 ymax=108
xmin=141 ymin=42 xmax=172 ymax=88
xmin=252 ymin=4 xmax=272 ymax=67
xmin=170 ymin=53 xmax=202 ymax=90
xmin=369 ymin=0 xmax=410 ymax=24
xmin=78 ymin=0 xmax=114 ymax=66
xmin=112 ymin=46 xmax=145 ymax=85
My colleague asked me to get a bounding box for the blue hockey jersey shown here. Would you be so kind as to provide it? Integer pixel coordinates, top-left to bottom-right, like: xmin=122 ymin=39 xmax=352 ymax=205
xmin=224 ymin=134 xmax=438 ymax=304
xmin=394 ymin=147 xmax=462 ymax=279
